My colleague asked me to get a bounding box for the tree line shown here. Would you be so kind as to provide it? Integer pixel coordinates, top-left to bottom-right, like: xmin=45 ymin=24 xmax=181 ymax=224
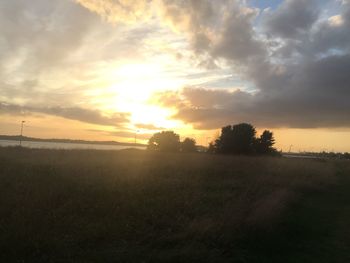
xmin=147 ymin=123 xmax=277 ymax=155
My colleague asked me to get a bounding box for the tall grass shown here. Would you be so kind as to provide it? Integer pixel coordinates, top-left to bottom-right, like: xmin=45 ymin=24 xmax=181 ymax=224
xmin=0 ymin=147 xmax=348 ymax=262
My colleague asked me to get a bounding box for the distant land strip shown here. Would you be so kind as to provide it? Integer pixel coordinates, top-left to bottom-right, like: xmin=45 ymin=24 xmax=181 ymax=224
xmin=0 ymin=135 xmax=146 ymax=147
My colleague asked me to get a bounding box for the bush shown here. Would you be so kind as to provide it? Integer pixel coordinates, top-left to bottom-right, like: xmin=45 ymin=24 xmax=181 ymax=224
xmin=147 ymin=131 xmax=181 ymax=152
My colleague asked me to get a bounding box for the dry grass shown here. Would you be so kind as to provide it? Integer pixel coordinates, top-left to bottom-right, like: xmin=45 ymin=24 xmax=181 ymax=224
xmin=0 ymin=147 xmax=349 ymax=262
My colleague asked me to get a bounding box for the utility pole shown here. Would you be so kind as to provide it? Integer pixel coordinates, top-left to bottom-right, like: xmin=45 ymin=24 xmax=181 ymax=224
xmin=19 ymin=120 xmax=25 ymax=146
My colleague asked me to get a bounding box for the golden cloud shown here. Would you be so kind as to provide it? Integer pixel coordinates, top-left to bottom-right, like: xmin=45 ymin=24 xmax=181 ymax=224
xmin=75 ymin=0 xmax=153 ymax=23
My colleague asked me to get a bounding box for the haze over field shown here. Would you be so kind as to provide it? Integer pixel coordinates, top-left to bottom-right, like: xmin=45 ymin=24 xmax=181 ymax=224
xmin=1 ymin=147 xmax=350 ymax=262
xmin=1 ymin=0 xmax=350 ymax=151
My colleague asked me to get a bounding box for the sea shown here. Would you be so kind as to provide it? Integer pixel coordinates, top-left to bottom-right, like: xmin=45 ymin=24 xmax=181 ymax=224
xmin=0 ymin=140 xmax=146 ymax=151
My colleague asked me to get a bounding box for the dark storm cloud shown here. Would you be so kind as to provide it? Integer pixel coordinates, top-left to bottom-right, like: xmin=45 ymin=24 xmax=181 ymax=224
xmin=0 ymin=102 xmax=25 ymax=115
xmin=181 ymin=87 xmax=247 ymax=108
xmin=265 ymin=1 xmax=350 ymax=60
xmin=310 ymin=6 xmax=350 ymax=55
xmin=211 ymin=6 xmax=265 ymax=63
xmin=163 ymin=53 xmax=350 ymax=129
xmin=0 ymin=102 xmax=129 ymax=127
xmin=149 ymin=0 xmax=350 ymax=129
xmin=44 ymin=107 xmax=129 ymax=126
xmin=161 ymin=0 xmax=267 ymax=65
xmin=263 ymin=0 xmax=319 ymax=39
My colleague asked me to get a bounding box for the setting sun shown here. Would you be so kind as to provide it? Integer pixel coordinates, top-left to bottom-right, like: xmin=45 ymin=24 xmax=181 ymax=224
xmin=107 ymin=62 xmax=183 ymax=98
xmin=102 ymin=62 xmax=183 ymax=131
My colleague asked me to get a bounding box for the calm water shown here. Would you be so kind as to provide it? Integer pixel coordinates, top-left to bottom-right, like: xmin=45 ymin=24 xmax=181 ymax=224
xmin=0 ymin=140 xmax=146 ymax=151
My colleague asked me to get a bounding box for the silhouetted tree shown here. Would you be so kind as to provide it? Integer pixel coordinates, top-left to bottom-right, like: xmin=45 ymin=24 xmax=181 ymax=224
xmin=207 ymin=142 xmax=216 ymax=154
xmin=181 ymin=138 xmax=197 ymax=152
xmin=254 ymin=130 xmax=276 ymax=154
xmin=215 ymin=123 xmax=256 ymax=154
xmin=147 ymin=131 xmax=180 ymax=152
xmin=215 ymin=125 xmax=234 ymax=154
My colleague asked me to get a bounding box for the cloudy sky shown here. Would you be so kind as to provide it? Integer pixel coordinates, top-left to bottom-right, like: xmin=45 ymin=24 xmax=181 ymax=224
xmin=1 ymin=0 xmax=350 ymax=152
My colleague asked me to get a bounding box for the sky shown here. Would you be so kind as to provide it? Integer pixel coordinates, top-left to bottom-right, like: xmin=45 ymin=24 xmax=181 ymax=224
xmin=1 ymin=0 xmax=350 ymax=152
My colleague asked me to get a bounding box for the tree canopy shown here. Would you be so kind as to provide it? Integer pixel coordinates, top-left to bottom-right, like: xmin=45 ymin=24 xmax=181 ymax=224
xmin=213 ymin=123 xmax=277 ymax=155
xmin=147 ymin=123 xmax=277 ymax=156
xmin=181 ymin=137 xmax=197 ymax=152
xmin=215 ymin=123 xmax=256 ymax=154
xmin=147 ymin=131 xmax=180 ymax=152
xmin=255 ymin=130 xmax=276 ymax=154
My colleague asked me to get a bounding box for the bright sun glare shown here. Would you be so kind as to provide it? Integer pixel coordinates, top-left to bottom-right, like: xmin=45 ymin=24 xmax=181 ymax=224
xmin=107 ymin=63 xmax=184 ymax=130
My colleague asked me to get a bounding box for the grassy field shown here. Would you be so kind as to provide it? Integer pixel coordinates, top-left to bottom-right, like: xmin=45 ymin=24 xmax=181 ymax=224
xmin=0 ymin=147 xmax=349 ymax=262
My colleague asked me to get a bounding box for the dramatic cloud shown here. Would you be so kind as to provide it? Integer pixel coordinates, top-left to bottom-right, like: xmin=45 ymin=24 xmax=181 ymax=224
xmin=310 ymin=4 xmax=350 ymax=55
xmin=75 ymin=0 xmax=153 ymax=24
xmin=0 ymin=102 xmax=129 ymax=127
xmin=0 ymin=0 xmax=103 ymax=116
xmin=146 ymin=0 xmax=350 ymax=130
xmin=75 ymin=0 xmax=264 ymax=63
xmin=157 ymin=51 xmax=350 ymax=129
xmin=211 ymin=6 xmax=265 ymax=63
xmin=0 ymin=0 xmax=157 ymax=130
xmin=0 ymin=0 xmax=98 ymax=74
xmin=264 ymin=0 xmax=319 ymax=39
xmin=1 ymin=0 xmax=350 ymax=145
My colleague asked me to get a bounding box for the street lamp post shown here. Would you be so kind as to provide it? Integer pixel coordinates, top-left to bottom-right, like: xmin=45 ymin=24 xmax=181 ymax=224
xmin=20 ymin=120 xmax=25 ymax=146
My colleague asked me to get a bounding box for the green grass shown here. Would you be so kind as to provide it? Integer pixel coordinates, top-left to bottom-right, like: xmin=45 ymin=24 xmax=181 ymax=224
xmin=0 ymin=147 xmax=349 ymax=262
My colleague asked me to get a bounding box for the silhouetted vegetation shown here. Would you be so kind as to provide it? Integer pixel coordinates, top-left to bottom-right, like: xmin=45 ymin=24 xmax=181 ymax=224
xmin=215 ymin=123 xmax=256 ymax=154
xmin=147 ymin=123 xmax=277 ymax=156
xmin=147 ymin=131 xmax=181 ymax=152
xmin=1 ymin=147 xmax=350 ymax=262
xmin=207 ymin=142 xmax=216 ymax=154
xmin=181 ymin=137 xmax=197 ymax=152
xmin=213 ymin=123 xmax=277 ymax=155
xmin=255 ymin=130 xmax=276 ymax=154
xmin=148 ymin=131 xmax=198 ymax=153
